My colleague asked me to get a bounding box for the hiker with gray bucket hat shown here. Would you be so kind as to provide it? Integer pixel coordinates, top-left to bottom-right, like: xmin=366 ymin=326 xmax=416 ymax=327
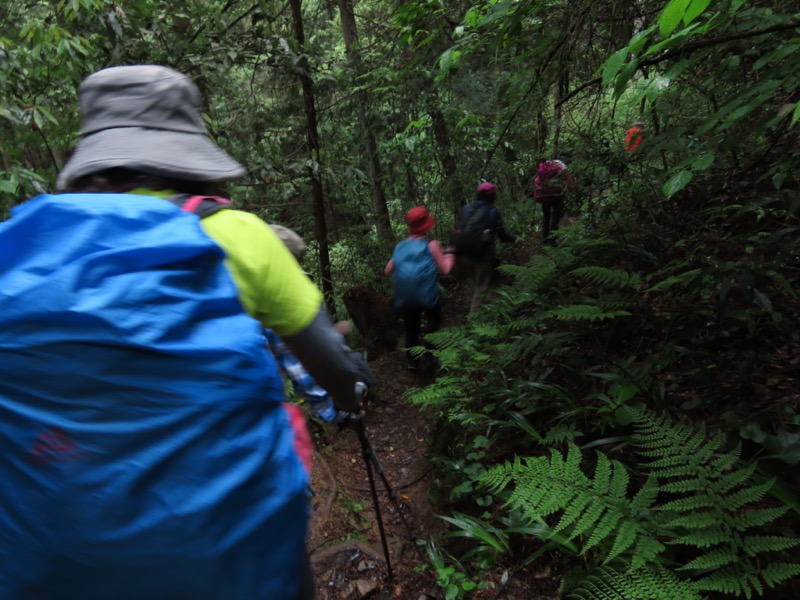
xmin=0 ymin=65 xmax=366 ymax=599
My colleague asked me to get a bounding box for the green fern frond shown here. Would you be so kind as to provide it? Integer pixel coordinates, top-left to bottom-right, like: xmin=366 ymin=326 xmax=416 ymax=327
xmin=570 ymin=266 xmax=640 ymax=289
xmin=760 ymin=562 xmax=800 ymax=587
xmin=658 ymin=494 xmax=716 ymax=512
xmin=497 ymin=256 xmax=557 ymax=292
xmin=663 ymin=511 xmax=725 ymax=529
xmin=669 ymin=529 xmax=733 ymax=548
xmin=630 ymin=475 xmax=659 ymax=512
xmin=424 ymin=326 xmax=468 ymax=350
xmin=507 ymin=331 xmax=578 ymax=362
xmin=680 ymin=547 xmax=739 ymax=570
xmin=720 ymin=478 xmax=774 ymax=510
xmin=645 ymin=267 xmax=703 ymax=292
xmin=591 ymin=453 xmax=612 ymax=496
xmin=692 ymin=562 xmax=767 ymax=598
xmin=471 ymin=323 xmax=501 ymax=338
xmin=741 ymin=535 xmax=800 ymax=555
xmin=661 ymin=476 xmax=710 ymax=492
xmin=711 ymin=447 xmax=741 ymax=471
xmin=543 ymin=304 xmax=631 ymax=322
xmin=630 ymin=408 xmax=800 ymax=597
xmin=541 ymin=422 xmax=581 ymax=444
xmin=565 ymin=564 xmax=706 ymax=600
xmin=679 ymin=461 xmax=757 ymax=494
xmin=405 ymin=377 xmax=466 ymax=416
xmin=480 ymin=444 xmax=661 ymax=567
xmin=729 ymin=506 xmax=789 ymax=529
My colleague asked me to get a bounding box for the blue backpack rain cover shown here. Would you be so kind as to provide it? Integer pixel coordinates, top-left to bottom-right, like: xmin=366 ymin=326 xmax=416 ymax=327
xmin=391 ymin=237 xmax=439 ymax=309
xmin=0 ymin=194 xmax=309 ymax=600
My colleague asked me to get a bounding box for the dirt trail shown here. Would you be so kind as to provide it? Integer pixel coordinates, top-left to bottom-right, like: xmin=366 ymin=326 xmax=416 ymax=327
xmin=308 ymin=351 xmax=442 ymax=599
xmin=307 ymin=242 xmax=542 ymax=599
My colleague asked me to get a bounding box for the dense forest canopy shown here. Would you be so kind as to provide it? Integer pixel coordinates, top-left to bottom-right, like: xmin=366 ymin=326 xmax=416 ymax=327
xmin=2 ymin=0 xmax=799 ymax=598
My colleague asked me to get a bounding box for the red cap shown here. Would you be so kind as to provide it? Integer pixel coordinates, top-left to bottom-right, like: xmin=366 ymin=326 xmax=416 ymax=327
xmin=406 ymin=206 xmax=435 ymax=236
xmin=476 ymin=182 xmax=497 ymax=198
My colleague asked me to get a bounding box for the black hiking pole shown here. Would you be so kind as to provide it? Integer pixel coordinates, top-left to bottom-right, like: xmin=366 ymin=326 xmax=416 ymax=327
xmin=354 ymin=417 xmax=394 ymax=580
xmin=353 ymin=416 xmax=427 ymax=564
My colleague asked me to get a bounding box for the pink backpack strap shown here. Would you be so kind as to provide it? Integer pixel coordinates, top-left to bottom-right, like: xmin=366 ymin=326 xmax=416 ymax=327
xmin=283 ymin=403 xmax=313 ymax=475
xmin=169 ymin=194 xmax=232 ymax=218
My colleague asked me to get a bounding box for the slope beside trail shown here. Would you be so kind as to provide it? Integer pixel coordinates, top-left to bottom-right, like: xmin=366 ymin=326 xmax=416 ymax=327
xmin=307 ymin=237 xmax=561 ymax=599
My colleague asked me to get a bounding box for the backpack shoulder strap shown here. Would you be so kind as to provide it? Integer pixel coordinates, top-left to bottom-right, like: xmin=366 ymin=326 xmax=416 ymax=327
xmin=465 ymin=203 xmax=491 ymax=230
xmin=168 ymin=194 xmax=232 ymax=219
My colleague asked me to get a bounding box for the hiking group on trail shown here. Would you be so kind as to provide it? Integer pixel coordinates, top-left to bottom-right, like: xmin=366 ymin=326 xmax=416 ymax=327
xmin=0 ymin=62 xmax=571 ymax=600
xmin=386 ymin=181 xmax=516 ymax=370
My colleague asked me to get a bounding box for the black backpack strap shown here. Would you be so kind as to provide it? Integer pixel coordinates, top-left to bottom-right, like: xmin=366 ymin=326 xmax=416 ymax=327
xmin=463 ymin=202 xmax=491 ymax=231
xmin=167 ymin=194 xmax=231 ymax=219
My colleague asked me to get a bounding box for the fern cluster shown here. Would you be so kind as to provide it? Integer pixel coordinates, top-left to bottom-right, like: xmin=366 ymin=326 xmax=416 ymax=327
xmin=565 ymin=564 xmax=704 ymax=600
xmin=482 ymin=444 xmax=664 ymax=570
xmin=636 ymin=411 xmax=800 ymax=597
xmin=479 ymin=409 xmax=800 ymax=598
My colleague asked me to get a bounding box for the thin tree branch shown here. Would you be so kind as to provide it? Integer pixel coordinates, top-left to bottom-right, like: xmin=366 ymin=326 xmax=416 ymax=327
xmin=556 ymin=20 xmax=800 ymax=109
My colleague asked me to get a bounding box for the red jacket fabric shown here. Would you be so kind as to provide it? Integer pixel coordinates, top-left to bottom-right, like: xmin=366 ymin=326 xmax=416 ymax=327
xmin=625 ymin=126 xmax=644 ymax=153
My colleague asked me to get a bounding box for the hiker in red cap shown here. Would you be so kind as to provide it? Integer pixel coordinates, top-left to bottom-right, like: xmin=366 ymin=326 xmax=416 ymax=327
xmin=385 ymin=206 xmax=455 ymax=371
xmin=452 ymin=182 xmax=516 ymax=313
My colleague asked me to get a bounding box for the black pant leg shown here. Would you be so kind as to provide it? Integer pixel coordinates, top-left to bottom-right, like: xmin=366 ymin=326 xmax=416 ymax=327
xmin=425 ymin=302 xmax=442 ymax=336
xmin=542 ymin=204 xmax=552 ymax=239
xmin=551 ymin=200 xmax=563 ymax=232
xmin=403 ymin=307 xmax=423 ymax=350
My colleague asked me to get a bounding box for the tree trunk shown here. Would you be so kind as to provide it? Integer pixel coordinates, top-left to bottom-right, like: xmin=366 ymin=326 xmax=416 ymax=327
xmin=336 ymin=0 xmax=394 ymax=248
xmin=289 ymin=0 xmax=336 ymax=317
xmin=553 ymin=67 xmax=569 ymax=154
xmin=428 ymin=106 xmax=461 ymax=211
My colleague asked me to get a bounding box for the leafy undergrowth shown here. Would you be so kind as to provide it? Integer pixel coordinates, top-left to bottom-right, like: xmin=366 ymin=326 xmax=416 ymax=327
xmin=305 ymin=172 xmax=800 ymax=599
xmin=400 ymin=175 xmax=800 ymax=599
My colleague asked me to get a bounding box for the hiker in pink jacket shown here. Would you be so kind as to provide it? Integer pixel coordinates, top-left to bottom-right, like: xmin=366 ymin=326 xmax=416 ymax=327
xmin=533 ymin=159 xmax=576 ymax=245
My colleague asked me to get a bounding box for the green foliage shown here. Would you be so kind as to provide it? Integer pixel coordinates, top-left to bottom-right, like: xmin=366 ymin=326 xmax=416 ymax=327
xmin=565 ymin=563 xmax=705 ymax=600
xmin=570 ymin=266 xmax=642 ymax=290
xmin=475 ymin=408 xmax=800 ymax=597
xmin=2 ymin=0 xmax=799 ymax=594
xmin=481 ymin=444 xmax=664 ymax=570
xmin=425 ymin=540 xmax=487 ymax=600
xmin=542 ymin=304 xmax=632 ymax=322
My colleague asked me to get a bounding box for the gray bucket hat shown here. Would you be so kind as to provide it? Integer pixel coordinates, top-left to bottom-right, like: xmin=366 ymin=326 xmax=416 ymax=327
xmin=57 ymin=65 xmax=246 ymax=191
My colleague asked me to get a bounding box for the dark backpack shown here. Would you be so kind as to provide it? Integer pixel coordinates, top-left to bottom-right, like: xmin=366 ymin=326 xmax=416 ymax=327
xmin=391 ymin=238 xmax=439 ymax=309
xmin=453 ymin=203 xmax=492 ymax=256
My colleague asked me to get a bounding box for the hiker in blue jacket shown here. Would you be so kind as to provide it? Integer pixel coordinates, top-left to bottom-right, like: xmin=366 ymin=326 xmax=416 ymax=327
xmin=385 ymin=206 xmax=455 ymax=371
xmin=0 ymin=65 xmax=370 ymax=600
xmin=454 ymin=182 xmax=516 ymax=313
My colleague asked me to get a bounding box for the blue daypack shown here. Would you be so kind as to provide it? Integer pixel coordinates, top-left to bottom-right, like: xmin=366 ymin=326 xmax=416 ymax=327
xmin=0 ymin=193 xmax=309 ymax=600
xmin=391 ymin=237 xmax=439 ymax=309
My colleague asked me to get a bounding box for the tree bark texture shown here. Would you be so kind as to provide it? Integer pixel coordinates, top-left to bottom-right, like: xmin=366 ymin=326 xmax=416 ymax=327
xmin=289 ymin=0 xmax=336 ymax=317
xmin=428 ymin=107 xmax=462 ymax=211
xmin=336 ymin=0 xmax=394 ymax=248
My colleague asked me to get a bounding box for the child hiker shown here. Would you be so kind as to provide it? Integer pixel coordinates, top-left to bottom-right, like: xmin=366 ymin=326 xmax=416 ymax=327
xmin=385 ymin=206 xmax=455 ymax=371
